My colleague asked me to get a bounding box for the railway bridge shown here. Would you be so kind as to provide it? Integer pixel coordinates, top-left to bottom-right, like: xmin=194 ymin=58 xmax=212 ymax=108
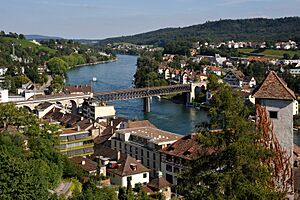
xmin=15 ymin=82 xmax=206 ymax=113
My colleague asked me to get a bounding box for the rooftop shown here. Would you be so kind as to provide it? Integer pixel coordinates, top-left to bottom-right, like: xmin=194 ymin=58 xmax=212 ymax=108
xmin=63 ymin=85 xmax=92 ymax=94
xmin=160 ymin=134 xmax=214 ymax=160
xmin=71 ymin=156 xmax=97 ymax=172
xmin=107 ymin=154 xmax=150 ymax=177
xmin=128 ymin=120 xmax=157 ymax=129
xmin=117 ymin=127 xmax=182 ymax=144
xmin=253 ymin=71 xmax=296 ymax=100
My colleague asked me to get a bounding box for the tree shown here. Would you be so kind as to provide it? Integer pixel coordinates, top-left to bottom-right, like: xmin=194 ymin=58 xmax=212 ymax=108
xmin=0 ymin=104 xmax=70 ymax=200
xmin=118 ymin=187 xmax=126 ymax=200
xmin=293 ymin=53 xmax=299 ymax=60
xmin=177 ymin=83 xmax=282 ymax=199
xmin=126 ymin=179 xmax=134 ymax=200
xmin=283 ymin=53 xmax=291 ymax=60
xmin=48 ymin=57 xmax=69 ymax=75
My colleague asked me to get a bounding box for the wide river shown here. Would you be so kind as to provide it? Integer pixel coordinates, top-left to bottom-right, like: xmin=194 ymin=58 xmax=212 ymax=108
xmin=66 ymin=55 xmax=209 ymax=135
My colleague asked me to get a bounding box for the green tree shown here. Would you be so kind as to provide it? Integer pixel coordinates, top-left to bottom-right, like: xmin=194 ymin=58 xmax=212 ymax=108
xmin=293 ymin=54 xmax=300 ymax=60
xmin=48 ymin=57 xmax=69 ymax=75
xmin=177 ymin=83 xmax=282 ymax=199
xmin=283 ymin=53 xmax=291 ymax=60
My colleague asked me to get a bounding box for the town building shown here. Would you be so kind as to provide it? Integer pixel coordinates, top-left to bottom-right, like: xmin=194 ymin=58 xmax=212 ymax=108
xmin=106 ymin=154 xmax=150 ymax=188
xmin=63 ymin=85 xmax=92 ymax=95
xmin=143 ymin=172 xmax=172 ymax=200
xmin=0 ymin=66 xmax=8 ymax=76
xmin=58 ymin=128 xmax=94 ymax=158
xmin=253 ymin=71 xmax=296 ymax=196
xmin=82 ymin=99 xmax=116 ymax=122
xmin=71 ymin=156 xmax=98 ymax=175
xmin=223 ymin=70 xmax=256 ymax=88
xmin=159 ymin=134 xmax=202 ymax=186
xmin=111 ymin=126 xmax=182 ymax=177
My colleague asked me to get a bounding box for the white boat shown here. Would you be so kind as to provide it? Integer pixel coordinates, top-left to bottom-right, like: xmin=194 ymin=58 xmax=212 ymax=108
xmin=92 ymin=77 xmax=97 ymax=82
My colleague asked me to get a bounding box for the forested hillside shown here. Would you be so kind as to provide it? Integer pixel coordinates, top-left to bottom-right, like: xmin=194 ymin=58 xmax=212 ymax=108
xmin=97 ymin=17 xmax=300 ymax=46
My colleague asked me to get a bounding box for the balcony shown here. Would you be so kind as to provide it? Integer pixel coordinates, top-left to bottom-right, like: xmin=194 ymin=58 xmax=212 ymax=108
xmin=60 ymin=143 xmax=94 ymax=152
xmin=59 ymin=137 xmax=93 ymax=144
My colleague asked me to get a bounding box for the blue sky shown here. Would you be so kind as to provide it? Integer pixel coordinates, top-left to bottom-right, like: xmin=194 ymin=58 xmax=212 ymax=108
xmin=1 ymin=0 xmax=299 ymax=39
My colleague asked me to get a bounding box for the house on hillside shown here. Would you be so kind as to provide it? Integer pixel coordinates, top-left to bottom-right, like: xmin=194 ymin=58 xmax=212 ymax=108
xmin=223 ymin=70 xmax=256 ymax=88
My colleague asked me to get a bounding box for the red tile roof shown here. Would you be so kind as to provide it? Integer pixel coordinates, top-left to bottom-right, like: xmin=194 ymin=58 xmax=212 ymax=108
xmin=160 ymin=134 xmax=202 ymax=160
xmin=253 ymin=71 xmax=296 ymax=100
xmin=147 ymin=177 xmax=171 ymax=191
xmin=71 ymin=156 xmax=97 ymax=172
xmin=107 ymin=154 xmax=150 ymax=176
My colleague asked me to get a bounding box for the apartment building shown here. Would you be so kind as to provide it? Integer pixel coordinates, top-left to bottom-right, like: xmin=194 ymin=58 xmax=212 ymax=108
xmin=111 ymin=127 xmax=182 ymax=177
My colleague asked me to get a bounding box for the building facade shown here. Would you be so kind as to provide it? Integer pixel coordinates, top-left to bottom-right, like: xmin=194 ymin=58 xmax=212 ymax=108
xmin=58 ymin=128 xmax=94 ymax=157
xmin=111 ymin=127 xmax=181 ymax=177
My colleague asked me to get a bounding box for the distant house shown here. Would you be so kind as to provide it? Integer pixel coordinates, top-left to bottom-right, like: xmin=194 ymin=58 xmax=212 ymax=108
xmin=0 ymin=66 xmax=8 ymax=76
xmin=223 ymin=70 xmax=256 ymax=88
xmin=223 ymin=70 xmax=244 ymax=87
xmin=202 ymin=66 xmax=222 ymax=76
xmin=63 ymin=85 xmax=92 ymax=95
xmin=106 ymin=154 xmax=150 ymax=188
xmin=71 ymin=156 xmax=98 ymax=175
xmin=288 ymin=68 xmax=300 ymax=76
xmin=243 ymin=76 xmax=257 ymax=88
xmin=208 ymin=54 xmax=227 ymax=66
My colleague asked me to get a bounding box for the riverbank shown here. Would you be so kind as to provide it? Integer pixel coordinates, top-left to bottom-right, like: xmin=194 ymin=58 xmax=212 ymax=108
xmin=66 ymin=54 xmax=210 ymax=135
xmin=74 ymin=58 xmax=118 ymax=67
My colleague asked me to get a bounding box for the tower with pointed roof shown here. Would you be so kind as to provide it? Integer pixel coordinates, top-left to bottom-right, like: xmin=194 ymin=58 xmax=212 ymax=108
xmin=253 ymin=71 xmax=296 ymax=196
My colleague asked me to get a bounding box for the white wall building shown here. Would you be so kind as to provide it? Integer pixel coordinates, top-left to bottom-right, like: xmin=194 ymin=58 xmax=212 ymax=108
xmin=107 ymin=154 xmax=150 ymax=188
xmin=111 ymin=127 xmax=182 ymax=177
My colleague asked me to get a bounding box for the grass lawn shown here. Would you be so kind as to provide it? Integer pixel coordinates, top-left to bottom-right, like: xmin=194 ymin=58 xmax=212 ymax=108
xmin=238 ymin=48 xmax=300 ymax=59
xmin=1 ymin=37 xmax=57 ymax=55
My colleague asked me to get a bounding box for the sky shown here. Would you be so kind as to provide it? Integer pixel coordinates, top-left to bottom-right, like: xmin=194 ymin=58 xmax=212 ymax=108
xmin=0 ymin=0 xmax=299 ymax=39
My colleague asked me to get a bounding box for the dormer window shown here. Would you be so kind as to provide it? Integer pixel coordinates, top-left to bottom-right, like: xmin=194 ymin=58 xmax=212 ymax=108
xmin=269 ymin=111 xmax=278 ymax=119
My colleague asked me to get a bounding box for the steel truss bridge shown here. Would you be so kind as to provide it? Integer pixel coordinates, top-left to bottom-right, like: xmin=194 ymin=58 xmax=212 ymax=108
xmin=93 ymin=84 xmax=191 ymax=102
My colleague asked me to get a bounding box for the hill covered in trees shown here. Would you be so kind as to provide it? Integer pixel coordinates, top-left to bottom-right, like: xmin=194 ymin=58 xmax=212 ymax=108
xmin=97 ymin=17 xmax=300 ymax=47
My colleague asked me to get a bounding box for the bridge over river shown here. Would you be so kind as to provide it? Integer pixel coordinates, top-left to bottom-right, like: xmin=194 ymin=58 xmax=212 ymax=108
xmin=15 ymin=82 xmax=206 ymax=113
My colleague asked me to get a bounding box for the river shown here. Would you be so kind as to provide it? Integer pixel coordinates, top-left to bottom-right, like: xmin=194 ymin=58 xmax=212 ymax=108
xmin=66 ymin=54 xmax=209 ymax=135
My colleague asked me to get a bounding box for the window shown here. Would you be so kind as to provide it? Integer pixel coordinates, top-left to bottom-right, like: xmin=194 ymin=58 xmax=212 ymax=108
xmin=166 ymin=174 xmax=173 ymax=184
xmin=269 ymin=111 xmax=278 ymax=119
xmin=119 ymin=142 xmax=121 ymax=149
xmin=153 ymin=153 xmax=156 ymax=160
xmin=174 ymin=167 xmax=180 ymax=173
xmin=141 ymin=149 xmax=143 ymax=156
xmin=166 ymin=164 xmax=172 ymax=172
xmin=153 ymin=162 xmax=156 ymax=169
xmin=147 ymin=151 xmax=149 ymax=158
xmin=114 ymin=141 xmax=117 ymax=148
xmin=143 ymin=173 xmax=147 ymax=178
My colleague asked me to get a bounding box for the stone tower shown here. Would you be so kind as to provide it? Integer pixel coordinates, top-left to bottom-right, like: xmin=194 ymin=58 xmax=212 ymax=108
xmin=253 ymin=71 xmax=296 ymax=196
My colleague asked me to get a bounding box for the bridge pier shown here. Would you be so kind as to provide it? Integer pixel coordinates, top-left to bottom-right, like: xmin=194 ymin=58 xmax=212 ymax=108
xmin=144 ymin=97 xmax=151 ymax=113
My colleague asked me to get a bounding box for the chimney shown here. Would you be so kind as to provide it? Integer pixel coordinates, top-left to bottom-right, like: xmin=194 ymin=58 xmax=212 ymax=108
xmin=81 ymin=160 xmax=86 ymax=165
xmin=77 ymin=125 xmax=81 ymax=131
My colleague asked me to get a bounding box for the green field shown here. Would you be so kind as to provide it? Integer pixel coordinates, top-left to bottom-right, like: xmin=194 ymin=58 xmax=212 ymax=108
xmin=238 ymin=48 xmax=300 ymax=59
xmin=1 ymin=37 xmax=57 ymax=55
